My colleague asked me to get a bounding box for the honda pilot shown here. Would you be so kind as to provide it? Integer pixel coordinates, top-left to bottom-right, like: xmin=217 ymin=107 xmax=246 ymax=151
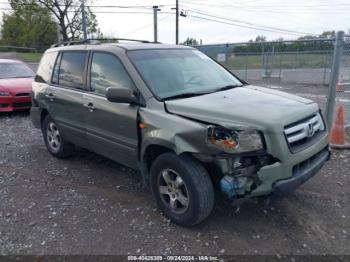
xmin=31 ymin=40 xmax=330 ymax=226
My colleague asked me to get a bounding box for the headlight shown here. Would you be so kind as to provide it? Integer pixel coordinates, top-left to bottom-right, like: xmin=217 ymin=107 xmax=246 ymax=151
xmin=0 ymin=91 xmax=10 ymax=96
xmin=207 ymin=126 xmax=264 ymax=153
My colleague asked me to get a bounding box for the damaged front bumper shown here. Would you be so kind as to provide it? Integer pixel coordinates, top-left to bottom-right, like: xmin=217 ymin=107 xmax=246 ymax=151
xmin=252 ymin=142 xmax=330 ymax=197
xmin=208 ymin=132 xmax=330 ymax=200
xmin=272 ymin=147 xmax=330 ymax=195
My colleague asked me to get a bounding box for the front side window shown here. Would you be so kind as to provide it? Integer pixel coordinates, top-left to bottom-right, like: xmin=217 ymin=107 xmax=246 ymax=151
xmin=90 ymin=52 xmax=134 ymax=96
xmin=58 ymin=52 xmax=87 ymax=89
xmin=128 ymin=49 xmax=243 ymax=100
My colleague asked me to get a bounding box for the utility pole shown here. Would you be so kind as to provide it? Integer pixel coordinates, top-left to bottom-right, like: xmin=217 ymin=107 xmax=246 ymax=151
xmin=175 ymin=0 xmax=179 ymax=45
xmin=153 ymin=6 xmax=161 ymax=43
xmin=81 ymin=0 xmax=87 ymax=40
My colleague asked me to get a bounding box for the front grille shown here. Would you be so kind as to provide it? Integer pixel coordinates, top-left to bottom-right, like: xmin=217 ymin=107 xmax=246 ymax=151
xmin=15 ymin=93 xmax=30 ymax=97
xmin=284 ymin=113 xmax=326 ymax=153
xmin=13 ymin=102 xmax=31 ymax=108
xmin=292 ymin=147 xmax=329 ymax=177
xmin=0 ymin=103 xmax=9 ymax=108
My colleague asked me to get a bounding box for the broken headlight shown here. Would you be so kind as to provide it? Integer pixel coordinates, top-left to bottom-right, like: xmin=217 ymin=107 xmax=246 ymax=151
xmin=207 ymin=126 xmax=264 ymax=153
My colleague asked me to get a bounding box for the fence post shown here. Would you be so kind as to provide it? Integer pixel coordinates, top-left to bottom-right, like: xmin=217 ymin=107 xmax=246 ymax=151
xmin=225 ymin=43 xmax=229 ymax=68
xmin=279 ymin=52 xmax=282 ymax=81
xmin=325 ymin=31 xmax=344 ymax=129
xmin=322 ymin=52 xmax=326 ymax=85
xmin=245 ymin=56 xmax=248 ymax=80
xmin=262 ymin=45 xmax=265 ymax=77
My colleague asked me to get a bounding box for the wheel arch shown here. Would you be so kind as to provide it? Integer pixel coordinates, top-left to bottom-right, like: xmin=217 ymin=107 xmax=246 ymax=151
xmin=142 ymin=143 xmax=175 ymax=172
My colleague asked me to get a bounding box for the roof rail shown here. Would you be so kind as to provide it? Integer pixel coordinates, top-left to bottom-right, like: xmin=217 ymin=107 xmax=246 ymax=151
xmin=51 ymin=38 xmax=160 ymax=48
xmin=51 ymin=39 xmax=89 ymax=48
xmin=89 ymin=38 xmax=160 ymax=44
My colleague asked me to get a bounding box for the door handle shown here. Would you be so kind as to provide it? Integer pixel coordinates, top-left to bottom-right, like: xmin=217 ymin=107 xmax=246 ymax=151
xmin=45 ymin=93 xmax=54 ymax=101
xmin=83 ymin=102 xmax=95 ymax=112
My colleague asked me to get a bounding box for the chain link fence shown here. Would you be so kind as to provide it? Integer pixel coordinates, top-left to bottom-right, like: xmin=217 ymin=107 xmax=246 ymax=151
xmin=339 ymin=35 xmax=350 ymax=128
xmin=341 ymin=35 xmax=350 ymax=86
xmin=194 ymin=34 xmax=350 ymax=128
xmin=195 ymin=39 xmax=336 ymax=85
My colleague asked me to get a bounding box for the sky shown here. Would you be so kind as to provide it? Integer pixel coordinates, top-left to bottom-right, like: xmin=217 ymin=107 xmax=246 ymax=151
xmin=1 ymin=0 xmax=350 ymax=44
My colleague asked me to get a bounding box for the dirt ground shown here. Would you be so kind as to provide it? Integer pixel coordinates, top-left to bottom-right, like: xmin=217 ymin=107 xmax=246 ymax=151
xmin=0 ymin=107 xmax=349 ymax=256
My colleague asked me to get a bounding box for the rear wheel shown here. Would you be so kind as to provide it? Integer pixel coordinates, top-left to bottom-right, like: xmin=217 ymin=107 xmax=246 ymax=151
xmin=42 ymin=115 xmax=74 ymax=158
xmin=150 ymin=153 xmax=214 ymax=226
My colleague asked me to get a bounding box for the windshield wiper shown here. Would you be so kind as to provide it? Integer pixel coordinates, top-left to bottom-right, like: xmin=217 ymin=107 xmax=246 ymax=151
xmin=212 ymin=84 xmax=243 ymax=93
xmin=162 ymin=91 xmax=210 ymax=101
xmin=12 ymin=76 xmax=34 ymax=78
xmin=162 ymin=85 xmax=243 ymax=101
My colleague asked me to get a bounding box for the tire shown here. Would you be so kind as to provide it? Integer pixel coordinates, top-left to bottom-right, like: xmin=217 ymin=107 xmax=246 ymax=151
xmin=150 ymin=153 xmax=215 ymax=226
xmin=42 ymin=115 xmax=74 ymax=158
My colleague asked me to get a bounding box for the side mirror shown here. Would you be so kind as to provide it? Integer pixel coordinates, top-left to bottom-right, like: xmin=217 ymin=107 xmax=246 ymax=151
xmin=106 ymin=86 xmax=139 ymax=104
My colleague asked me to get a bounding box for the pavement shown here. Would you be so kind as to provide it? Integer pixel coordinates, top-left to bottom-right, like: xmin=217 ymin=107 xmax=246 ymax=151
xmin=0 ymin=52 xmax=19 ymax=60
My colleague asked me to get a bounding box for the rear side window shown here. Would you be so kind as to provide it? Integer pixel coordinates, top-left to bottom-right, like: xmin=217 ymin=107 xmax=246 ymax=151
xmin=58 ymin=52 xmax=87 ymax=89
xmin=90 ymin=52 xmax=134 ymax=96
xmin=35 ymin=51 xmax=58 ymax=83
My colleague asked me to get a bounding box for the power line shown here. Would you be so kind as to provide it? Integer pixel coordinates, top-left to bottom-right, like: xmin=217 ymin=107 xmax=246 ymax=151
xmin=181 ymin=1 xmax=350 ymax=13
xmin=2 ymin=1 xmax=349 ymax=12
xmin=122 ymin=13 xmax=174 ymax=37
xmin=82 ymin=11 xmax=154 ymax=14
xmin=0 ymin=7 xmax=155 ymax=14
xmin=0 ymin=2 xmax=174 ymax=10
xmin=183 ymin=8 xmax=315 ymax=36
xmin=186 ymin=14 xmax=308 ymax=36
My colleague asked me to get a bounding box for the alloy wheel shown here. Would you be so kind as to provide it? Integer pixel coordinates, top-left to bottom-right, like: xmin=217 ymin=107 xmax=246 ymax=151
xmin=46 ymin=122 xmax=61 ymax=153
xmin=158 ymin=169 xmax=190 ymax=214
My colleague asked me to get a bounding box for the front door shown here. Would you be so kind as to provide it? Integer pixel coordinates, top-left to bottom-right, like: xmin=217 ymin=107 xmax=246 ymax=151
xmin=83 ymin=52 xmax=139 ymax=168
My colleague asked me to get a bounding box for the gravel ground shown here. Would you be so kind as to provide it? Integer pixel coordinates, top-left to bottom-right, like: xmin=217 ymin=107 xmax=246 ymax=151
xmin=0 ymin=111 xmax=349 ymax=256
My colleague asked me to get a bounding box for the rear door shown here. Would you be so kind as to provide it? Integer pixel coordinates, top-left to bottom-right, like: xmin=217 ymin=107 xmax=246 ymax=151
xmin=47 ymin=51 xmax=89 ymax=147
xmin=83 ymin=51 xmax=139 ymax=168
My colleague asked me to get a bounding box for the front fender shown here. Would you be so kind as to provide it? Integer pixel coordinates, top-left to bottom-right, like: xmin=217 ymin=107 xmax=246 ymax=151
xmin=139 ymin=108 xmax=210 ymax=160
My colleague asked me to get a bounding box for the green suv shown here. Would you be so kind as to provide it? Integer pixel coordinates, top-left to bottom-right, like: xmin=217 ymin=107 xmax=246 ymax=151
xmin=31 ymin=39 xmax=330 ymax=226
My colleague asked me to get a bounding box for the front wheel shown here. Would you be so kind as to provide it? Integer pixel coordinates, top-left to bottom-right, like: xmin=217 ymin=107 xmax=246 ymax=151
xmin=150 ymin=153 xmax=215 ymax=226
xmin=42 ymin=115 xmax=74 ymax=158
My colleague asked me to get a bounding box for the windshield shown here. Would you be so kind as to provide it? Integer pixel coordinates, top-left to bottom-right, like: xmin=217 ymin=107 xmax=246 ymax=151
xmin=128 ymin=49 xmax=243 ymax=100
xmin=0 ymin=63 xmax=35 ymax=79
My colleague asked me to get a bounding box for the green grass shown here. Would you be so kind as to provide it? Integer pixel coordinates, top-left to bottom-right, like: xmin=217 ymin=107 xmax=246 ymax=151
xmin=16 ymin=52 xmax=43 ymax=63
xmin=210 ymin=53 xmax=350 ymax=70
xmin=224 ymin=54 xmax=333 ymax=70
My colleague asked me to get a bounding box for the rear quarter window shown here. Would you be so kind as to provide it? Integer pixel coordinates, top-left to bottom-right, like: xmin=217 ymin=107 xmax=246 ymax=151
xmin=35 ymin=51 xmax=58 ymax=83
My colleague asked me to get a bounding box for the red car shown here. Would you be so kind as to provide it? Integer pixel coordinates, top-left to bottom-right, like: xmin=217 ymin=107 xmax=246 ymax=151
xmin=0 ymin=59 xmax=35 ymax=112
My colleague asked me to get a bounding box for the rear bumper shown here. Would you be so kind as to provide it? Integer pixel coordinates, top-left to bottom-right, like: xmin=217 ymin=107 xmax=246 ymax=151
xmin=273 ymin=147 xmax=330 ymax=195
xmin=0 ymin=96 xmax=31 ymax=112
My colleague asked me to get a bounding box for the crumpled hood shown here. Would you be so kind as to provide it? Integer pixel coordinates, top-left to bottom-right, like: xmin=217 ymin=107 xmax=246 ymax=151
xmin=165 ymin=85 xmax=319 ymax=132
xmin=0 ymin=78 xmax=33 ymax=94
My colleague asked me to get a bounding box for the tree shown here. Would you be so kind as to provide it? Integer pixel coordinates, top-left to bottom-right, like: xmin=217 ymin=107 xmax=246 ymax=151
xmin=1 ymin=1 xmax=57 ymax=50
xmin=255 ymin=35 xmax=267 ymax=42
xmin=182 ymin=37 xmax=199 ymax=46
xmin=248 ymin=35 xmax=267 ymax=43
xmin=319 ymin=30 xmax=335 ymax=39
xmin=10 ymin=0 xmax=101 ymax=41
